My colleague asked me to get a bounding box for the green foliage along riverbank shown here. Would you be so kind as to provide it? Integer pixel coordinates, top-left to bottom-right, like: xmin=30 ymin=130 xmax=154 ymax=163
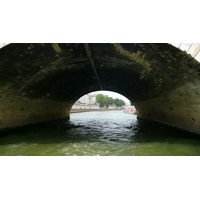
xmin=96 ymin=94 xmax=125 ymax=108
xmin=70 ymin=108 xmax=122 ymax=113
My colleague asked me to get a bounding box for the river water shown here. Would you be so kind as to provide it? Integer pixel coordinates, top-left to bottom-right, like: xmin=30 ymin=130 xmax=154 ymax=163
xmin=0 ymin=110 xmax=200 ymax=156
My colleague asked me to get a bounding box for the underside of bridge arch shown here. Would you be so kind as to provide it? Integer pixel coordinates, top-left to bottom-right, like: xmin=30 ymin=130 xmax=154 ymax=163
xmin=1 ymin=43 xmax=200 ymax=134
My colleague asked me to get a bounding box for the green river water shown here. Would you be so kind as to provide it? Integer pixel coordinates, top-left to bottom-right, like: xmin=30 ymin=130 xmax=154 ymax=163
xmin=0 ymin=110 xmax=200 ymax=156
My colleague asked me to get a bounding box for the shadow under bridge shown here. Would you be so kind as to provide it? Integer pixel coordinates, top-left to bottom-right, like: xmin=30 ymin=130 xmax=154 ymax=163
xmin=0 ymin=43 xmax=200 ymax=134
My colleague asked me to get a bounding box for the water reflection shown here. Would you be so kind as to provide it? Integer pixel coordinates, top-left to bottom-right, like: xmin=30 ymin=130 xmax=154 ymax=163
xmin=0 ymin=110 xmax=200 ymax=156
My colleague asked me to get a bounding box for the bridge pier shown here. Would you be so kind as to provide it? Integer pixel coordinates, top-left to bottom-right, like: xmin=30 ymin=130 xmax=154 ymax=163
xmin=0 ymin=95 xmax=70 ymax=131
xmin=135 ymin=82 xmax=200 ymax=134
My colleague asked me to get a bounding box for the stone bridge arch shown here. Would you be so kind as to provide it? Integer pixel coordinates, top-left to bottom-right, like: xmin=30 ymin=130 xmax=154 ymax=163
xmin=0 ymin=43 xmax=200 ymax=134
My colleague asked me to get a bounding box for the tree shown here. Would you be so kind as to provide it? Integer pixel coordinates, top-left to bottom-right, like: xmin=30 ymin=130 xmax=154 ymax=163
xmin=107 ymin=97 xmax=114 ymax=107
xmin=114 ymin=98 xmax=125 ymax=108
xmin=96 ymin=94 xmax=125 ymax=108
xmin=96 ymin=94 xmax=106 ymax=108
xmin=105 ymin=96 xmax=114 ymax=108
xmin=119 ymin=99 xmax=125 ymax=107
xmin=114 ymin=98 xmax=120 ymax=107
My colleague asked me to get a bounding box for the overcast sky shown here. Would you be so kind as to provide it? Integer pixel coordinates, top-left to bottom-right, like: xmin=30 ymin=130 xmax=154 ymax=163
xmin=0 ymin=43 xmax=8 ymax=48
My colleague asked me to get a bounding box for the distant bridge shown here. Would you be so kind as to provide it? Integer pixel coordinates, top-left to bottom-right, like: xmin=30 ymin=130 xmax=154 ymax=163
xmin=0 ymin=43 xmax=200 ymax=134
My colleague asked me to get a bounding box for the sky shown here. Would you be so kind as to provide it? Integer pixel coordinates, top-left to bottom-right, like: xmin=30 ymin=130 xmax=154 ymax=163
xmin=92 ymin=90 xmax=131 ymax=104
xmin=0 ymin=43 xmax=8 ymax=48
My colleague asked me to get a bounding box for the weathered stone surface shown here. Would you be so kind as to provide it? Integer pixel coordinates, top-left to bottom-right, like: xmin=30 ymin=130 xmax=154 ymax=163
xmin=0 ymin=43 xmax=200 ymax=134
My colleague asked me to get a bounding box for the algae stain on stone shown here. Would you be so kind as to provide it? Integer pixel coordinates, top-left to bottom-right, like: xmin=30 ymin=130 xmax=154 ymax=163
xmin=112 ymin=43 xmax=152 ymax=79
xmin=52 ymin=43 xmax=62 ymax=53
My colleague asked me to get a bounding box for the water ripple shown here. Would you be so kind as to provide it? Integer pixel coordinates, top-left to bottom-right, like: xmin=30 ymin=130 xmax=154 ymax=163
xmin=0 ymin=110 xmax=200 ymax=155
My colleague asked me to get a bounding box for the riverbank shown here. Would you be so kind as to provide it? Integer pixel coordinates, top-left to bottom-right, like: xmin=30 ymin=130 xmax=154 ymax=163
xmin=70 ymin=109 xmax=121 ymax=113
